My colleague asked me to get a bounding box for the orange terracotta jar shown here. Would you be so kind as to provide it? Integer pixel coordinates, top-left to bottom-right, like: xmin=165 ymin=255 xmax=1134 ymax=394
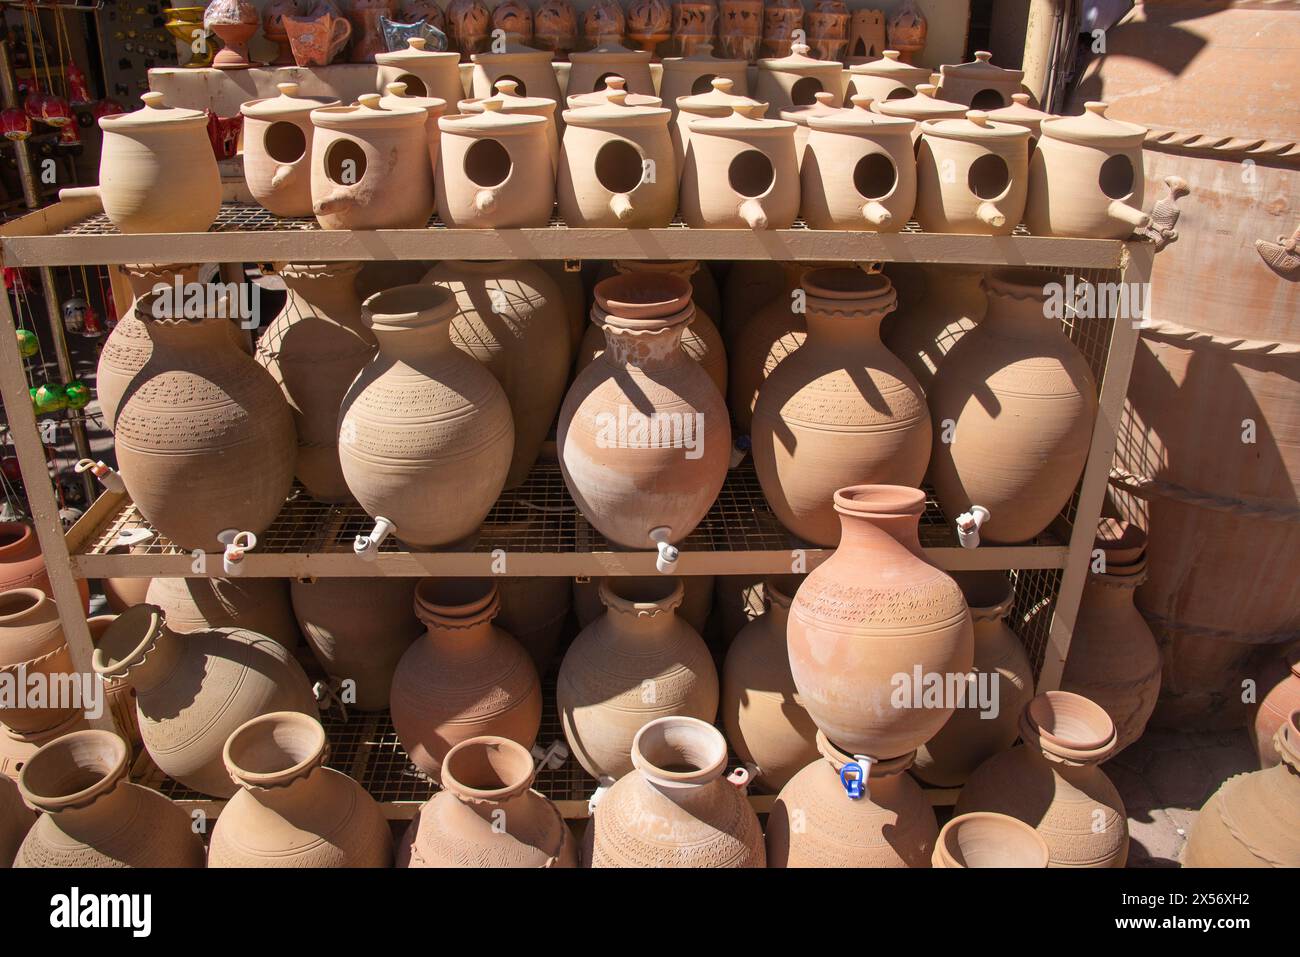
xmin=932 ymin=812 xmax=1050 ymax=868
xmin=1254 ymin=657 xmax=1300 ymax=769
xmin=572 ymin=574 xmax=715 ymax=636
xmin=880 ymin=263 xmax=985 ymax=394
xmin=726 ymin=262 xmax=806 ymax=434
xmin=0 ymin=523 xmax=88 ymax=611
xmin=0 ymin=589 xmax=76 ymax=735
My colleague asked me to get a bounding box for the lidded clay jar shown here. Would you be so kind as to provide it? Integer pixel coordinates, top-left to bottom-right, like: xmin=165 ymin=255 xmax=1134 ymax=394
xmin=437 ymin=100 xmax=555 ymax=228
xmin=671 ymin=76 xmax=763 ymax=180
xmin=241 ymin=82 xmax=340 ymax=217
xmin=916 ymin=110 xmax=1030 ymax=235
xmin=987 ymin=92 xmax=1052 ymax=144
xmin=937 ymin=50 xmax=1025 ymax=110
xmin=379 ymin=81 xmax=448 ymax=177
xmin=557 ymin=577 xmax=719 ymax=782
xmin=766 ymin=734 xmax=939 ymax=868
xmin=932 ymin=812 xmax=1050 ymax=868
xmin=208 ymin=712 xmax=393 ymax=868
xmin=659 ymin=44 xmax=749 ymax=117
xmin=848 ymin=49 xmax=929 ymax=105
xmin=145 ymin=576 xmax=303 ymax=650
xmin=557 ymin=273 xmax=730 ymax=550
xmin=470 ymin=41 xmax=563 ymax=105
xmin=567 ymin=41 xmax=655 ymax=99
xmin=873 ymin=83 xmax=965 ymax=140
xmin=390 ymin=579 xmax=542 ymax=783
xmin=460 ymin=78 xmax=560 ymax=172
xmin=375 ymin=36 xmax=467 ymax=108
xmin=680 ymin=107 xmax=799 ymax=229
xmin=755 ymin=42 xmax=845 ymax=117
xmin=751 ymin=269 xmax=931 ymax=546
xmin=399 ymin=735 xmax=577 ymax=867
xmin=779 ymin=90 xmax=843 ymax=169
xmin=0 ymin=589 xmax=75 ymax=734
xmin=566 ymin=74 xmax=662 ymax=109
xmin=788 ymin=485 xmax=974 ymax=757
xmin=588 ymin=716 xmax=765 ymax=868
xmin=0 ymin=772 xmax=33 ymax=865
xmin=14 ymin=730 xmax=205 ymax=868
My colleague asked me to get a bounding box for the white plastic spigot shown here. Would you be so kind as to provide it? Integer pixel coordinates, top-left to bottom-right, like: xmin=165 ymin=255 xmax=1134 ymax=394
xmin=354 ymin=516 xmax=395 ymax=561
xmin=75 ymin=458 xmax=125 ymax=492
xmin=648 ymin=526 xmax=678 ymax=574
xmin=588 ymin=777 xmax=615 ymax=816
xmin=531 ymin=740 xmax=569 ymax=772
xmin=218 ymin=529 xmax=257 ymax=576
xmin=957 ymin=505 xmax=991 ymax=549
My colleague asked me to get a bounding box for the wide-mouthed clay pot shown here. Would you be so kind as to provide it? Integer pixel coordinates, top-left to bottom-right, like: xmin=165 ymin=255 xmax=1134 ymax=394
xmin=459 ymin=79 xmax=559 ymax=173
xmin=0 ymin=772 xmax=33 ymax=865
xmin=399 ymin=735 xmax=577 ymax=867
xmin=659 ymin=46 xmax=748 ymax=114
xmin=145 ymin=576 xmax=302 ymax=650
xmin=568 ymin=42 xmax=655 ymax=98
xmin=680 ymin=107 xmax=799 ymax=229
xmin=437 ymin=101 xmax=555 ymax=228
xmin=726 ymin=262 xmax=806 ymax=434
xmin=932 ymin=812 xmax=1050 ymax=868
xmin=916 ymin=110 xmax=1030 ymax=234
xmin=755 ymin=43 xmax=844 ymax=117
xmin=0 ymin=589 xmax=75 ymax=735
xmin=671 ymin=76 xmax=763 ymax=179
xmin=937 ymin=51 xmax=1025 ymax=110
xmin=880 ymin=263 xmax=985 ymax=393
xmin=0 ymin=524 xmax=87 ymax=612
xmin=470 ymin=42 xmax=562 ymax=106
xmin=376 ymin=36 xmax=466 ymax=106
xmin=1254 ymin=657 xmax=1300 ymax=769
xmin=208 ymin=712 xmax=393 ymax=867
xmin=241 ymin=83 xmax=340 ymax=217
xmin=848 ymin=49 xmax=928 ymax=104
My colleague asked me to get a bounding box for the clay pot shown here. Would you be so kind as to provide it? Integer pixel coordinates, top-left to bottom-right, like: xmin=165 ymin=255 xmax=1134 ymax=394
xmin=927 ymin=268 xmax=1098 ymax=543
xmin=720 ymin=575 xmax=817 ymax=792
xmin=379 ymin=81 xmax=447 ymax=178
xmin=399 ymin=735 xmax=577 ymax=867
xmin=436 ymin=101 xmax=555 ymax=228
xmin=557 ymin=273 xmax=729 ymax=550
xmin=679 ymin=107 xmax=799 ymax=229
xmin=873 ymin=83 xmax=966 ymax=140
xmin=954 ymin=691 xmax=1129 ymax=868
xmin=761 ymin=0 xmax=802 ymax=59
xmin=377 ymin=36 xmax=466 ymax=106
xmin=346 ymin=0 xmax=398 ymax=62
xmin=290 ymin=577 xmax=419 ymax=711
xmin=805 ymin=0 xmax=849 ymax=62
xmin=241 ymin=83 xmax=340 ymax=218
xmin=0 ymin=715 xmax=85 ymax=782
xmin=779 ymin=90 xmax=843 ymax=171
xmin=0 ymin=589 xmax=75 ymax=735
xmin=848 ymin=49 xmax=928 ymax=103
xmin=752 ymin=269 xmax=931 ymax=546
xmin=626 ymin=0 xmax=670 ymax=52
xmin=755 ymin=43 xmax=845 ymax=117
xmin=1026 ymin=102 xmax=1149 ymax=239
xmin=572 ymin=574 xmax=714 ymax=636
xmin=911 ymin=572 xmax=1033 ymax=787
xmin=284 ymin=3 xmax=354 ymax=67
xmin=470 ymin=43 xmax=562 ymax=107
xmin=538 ymin=260 xmax=587 ymax=352
xmin=87 ymin=616 xmax=141 ymax=747
xmin=671 ymin=76 xmax=763 ymax=181
xmin=402 ymin=0 xmax=446 ymax=32
xmin=886 ymin=0 xmax=926 ymax=63
xmin=1184 ymin=710 xmax=1300 ymax=868
xmin=254 ymin=261 xmax=376 ymax=502
xmin=986 ymin=92 xmax=1052 ymax=145
xmin=391 ymin=579 xmax=542 ymax=782
xmin=491 ymin=0 xmax=534 ymax=43
xmin=145 ymin=576 xmax=302 ymax=650
xmin=209 ymin=711 xmax=393 ymax=867
xmin=659 ymin=46 xmax=748 ymax=115
xmin=670 ymin=1 xmax=716 ymax=56
xmin=92 ymin=604 xmax=319 ymax=798
xmin=767 ymin=735 xmax=938 ymax=867
xmin=0 ymin=773 xmax=33 ymax=866
xmin=1254 ymin=657 xmax=1300 ymax=769
xmin=262 ymin=0 xmax=298 ymax=65
xmin=459 ymin=79 xmax=559 ymax=173
xmin=938 ymin=51 xmax=1024 ymax=110
xmin=583 ymin=0 xmax=626 ymax=45
xmin=788 ymin=485 xmax=974 ymax=756
xmin=495 ymin=577 xmax=572 ymax=673
xmin=310 ymin=94 xmax=434 ymax=229
xmin=423 ymin=260 xmax=570 ymax=489
xmin=588 ymin=716 xmax=765 ymax=867
xmin=101 ymin=536 xmax=151 ymax=614
xmin=916 ymin=110 xmax=1030 ymax=235
xmin=595 ymin=259 xmax=722 ymax=337
xmin=932 ymin=812 xmax=1050 ymax=868
xmin=534 ymin=0 xmax=578 ymax=56
xmin=338 ymin=285 xmax=514 ymax=548
xmin=205 ymin=0 xmax=259 ymax=68
xmin=713 ymin=573 xmax=763 ymax=644
xmin=13 ymin=730 xmax=205 ymax=868
xmin=716 ymin=1 xmax=761 ymax=62
xmin=800 ymin=94 xmax=916 ymax=230
xmin=880 ymin=263 xmax=985 ymax=394
xmin=568 ymin=42 xmax=655 ymax=98
xmin=725 ymin=262 xmax=805 ymax=434
xmin=447 ymin=0 xmax=491 ymax=58
xmin=0 ymin=523 xmax=88 ymax=611
xmin=557 ymin=577 xmax=718 ymax=782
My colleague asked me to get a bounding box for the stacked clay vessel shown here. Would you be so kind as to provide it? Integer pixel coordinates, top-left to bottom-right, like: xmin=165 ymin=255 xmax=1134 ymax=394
xmin=1 ymin=523 xmax=87 ymax=610
xmin=0 ymin=589 xmax=76 ymax=735
xmin=932 ymin=812 xmax=1050 ymax=868
xmin=145 ymin=576 xmax=302 ymax=650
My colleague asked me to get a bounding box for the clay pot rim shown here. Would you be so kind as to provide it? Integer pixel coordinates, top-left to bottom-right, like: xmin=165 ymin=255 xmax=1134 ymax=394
xmin=2 ymin=709 xmax=83 ymax=745
xmin=0 ymin=586 xmax=47 ymax=624
xmin=801 ymin=266 xmax=896 ymax=308
xmin=0 ymin=520 xmax=35 ymax=557
xmin=833 ymin=484 xmax=926 ymax=520
xmin=935 ymin=811 xmax=1049 ymax=868
xmin=1094 ymin=518 xmax=1146 ymax=564
xmin=762 ymin=574 xmax=802 ymax=611
xmin=597 ymin=576 xmax=686 ymax=618
xmin=440 ymin=735 xmax=537 ymax=802
xmin=631 ymin=715 xmax=727 ymax=787
xmin=982 ymin=267 xmax=1062 ymax=302
xmin=274 ymin=260 xmax=364 ymax=279
xmin=223 ymin=710 xmax=328 ymax=790
xmin=362 ymin=283 xmax=458 ymax=332
xmin=815 ymin=731 xmax=915 ymax=775
xmin=1090 ymin=555 xmax=1148 ymax=588
xmin=92 ymin=602 xmax=165 ymax=679
xmin=18 ymin=729 xmax=128 ymax=812
xmin=413 ymin=577 xmax=502 ymax=630
xmin=593 ymin=271 xmax=693 ymax=320
xmin=940 ymin=51 xmax=1024 ymax=83
xmin=1022 ymin=690 xmax=1117 ymax=762
xmin=953 ymin=571 xmax=1015 ymax=621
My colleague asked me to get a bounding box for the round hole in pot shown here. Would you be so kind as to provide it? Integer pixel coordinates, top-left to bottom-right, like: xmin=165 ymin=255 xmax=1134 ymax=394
xmin=325 ymin=138 xmax=368 ymax=186
xmin=853 ymin=152 xmax=896 ymax=199
xmin=970 ymin=88 xmax=1005 ymax=110
xmin=885 ymin=86 xmax=912 ymax=100
xmin=790 ymin=76 xmax=824 ymax=106
xmin=397 ymin=73 xmax=428 ymax=96
xmin=967 ymin=152 xmax=1010 ymax=200
xmin=728 ymin=148 xmax=775 ymax=198
xmin=264 ymin=120 xmax=306 ymax=164
xmin=464 ymin=137 xmax=512 ymax=187
xmin=690 ymin=73 xmax=718 ymax=95
xmin=594 ymin=71 xmax=625 ymax=92
xmin=497 ymin=74 xmax=527 ymax=96
xmin=1098 ymin=153 xmax=1134 ymax=200
xmin=595 ymin=138 xmax=645 ymax=194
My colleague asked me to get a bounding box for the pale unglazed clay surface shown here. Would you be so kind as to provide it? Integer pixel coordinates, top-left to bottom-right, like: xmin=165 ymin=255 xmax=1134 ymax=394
xmin=575 ymin=297 xmax=728 ymax=395
xmin=915 ymin=112 xmax=1029 ymax=235
xmin=937 ymin=51 xmax=1024 ymax=109
xmin=0 ymin=522 xmax=86 ymax=606
xmin=495 ymin=577 xmax=572 ymax=673
xmin=679 ymin=110 xmax=800 ymax=229
xmin=880 ymin=263 xmax=985 ymax=394
xmin=436 ymin=105 xmax=555 ymax=228
xmin=1253 ymin=662 xmax=1300 ymax=768
xmin=537 ymin=261 xmax=588 ymax=357
xmin=0 ymin=589 xmax=75 ymax=735
xmin=0 ymin=716 xmax=87 ymax=783
xmin=847 ymin=50 xmax=928 ymax=103
xmin=932 ymin=811 xmax=1049 ymax=868
xmin=754 ymin=43 xmax=844 ymax=117
xmin=146 ymin=576 xmax=304 ymax=650
xmin=567 ymin=44 xmax=655 ymax=98
xmin=726 ymin=264 xmax=805 ymax=434
xmin=572 ymin=574 xmax=714 ymax=636
xmin=376 ymin=38 xmax=466 ymax=111
xmin=241 ymin=84 xmax=338 ymax=217
xmin=471 ymin=46 xmax=563 ymax=103
xmin=86 ymin=617 xmax=141 ymax=747
xmin=0 ymin=773 xmax=33 ymax=866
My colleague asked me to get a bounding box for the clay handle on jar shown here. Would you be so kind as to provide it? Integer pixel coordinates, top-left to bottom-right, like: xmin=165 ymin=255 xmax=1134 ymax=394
xmin=475 ymin=188 xmax=498 ymax=214
xmin=1108 ymin=199 xmax=1150 ymax=230
xmin=315 ymin=188 xmax=356 ymax=215
xmin=610 ymin=192 xmax=634 ymax=222
xmin=739 ymin=197 xmax=768 ymax=230
xmin=862 ymin=200 xmax=892 ymax=227
xmin=976 ymin=200 xmax=1006 ymax=229
xmin=328 ymin=15 xmax=353 ymax=59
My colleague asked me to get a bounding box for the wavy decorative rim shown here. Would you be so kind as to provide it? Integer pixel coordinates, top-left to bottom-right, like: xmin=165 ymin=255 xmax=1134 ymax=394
xmin=18 ymin=728 xmax=129 ymax=813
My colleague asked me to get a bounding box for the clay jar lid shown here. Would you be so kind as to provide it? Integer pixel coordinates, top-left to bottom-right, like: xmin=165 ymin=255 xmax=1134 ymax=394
xmin=987 ymin=93 xmax=1053 ymax=135
xmin=562 ymin=88 xmax=670 ymax=128
xmin=241 ymin=82 xmax=339 ymax=119
xmin=780 ymin=90 xmax=843 ymax=128
xmin=758 ymin=42 xmax=842 ymax=76
xmin=801 ymin=266 xmax=898 ymax=314
xmin=815 ymin=730 xmax=915 ymax=775
xmin=222 ymin=711 xmax=328 ymax=790
xmin=441 ymin=735 xmax=539 ymax=803
xmin=688 ymin=105 xmax=796 ymax=137
xmin=92 ymin=603 xmax=167 ymax=680
xmin=874 ymin=84 xmax=966 ymax=122
xmin=412 ymin=576 xmax=502 ymax=629
xmin=311 ymin=93 xmax=427 ymax=131
xmin=660 ymin=44 xmax=746 ymax=76
xmin=440 ymin=97 xmax=548 ymax=136
xmin=568 ymin=41 xmax=653 ymax=66
xmin=849 ymin=49 xmax=929 ymax=84
xmin=17 ymin=729 xmax=130 ymax=813
xmin=567 ymin=76 xmax=662 ymax=109
xmin=1020 ymin=690 xmax=1118 ymax=764
xmin=100 ymin=90 xmax=206 ymax=131
xmin=459 ymin=78 xmax=558 ymax=115
xmin=597 ymin=575 xmax=686 ymax=617
xmin=952 ymin=570 xmax=1015 ymax=622
xmin=593 ymin=271 xmax=693 ymax=324
xmin=676 ymin=77 xmax=764 ymax=118
xmin=809 ymin=95 xmax=914 ymax=137
xmin=380 ymin=82 xmax=448 ymax=118
xmin=925 ymin=110 xmax=1030 ymax=145
xmin=940 ymin=50 xmax=1024 ymax=85
xmin=631 ymin=716 xmax=727 ymax=790
xmin=935 ymin=812 xmax=1050 ymax=868
xmin=469 ymin=40 xmax=556 ymax=65
xmin=1040 ymin=101 xmax=1146 ymax=148
xmin=374 ymin=35 xmax=461 ymax=65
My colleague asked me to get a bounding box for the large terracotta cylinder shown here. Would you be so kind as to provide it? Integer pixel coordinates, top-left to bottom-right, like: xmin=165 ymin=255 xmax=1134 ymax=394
xmin=880 ymin=263 xmax=986 ymax=395
xmin=558 ymin=273 xmax=730 ymax=550
xmin=588 ymin=716 xmax=765 ymax=867
xmin=398 ymin=735 xmax=577 ymax=868
xmin=720 ymin=575 xmax=818 ymax=793
xmin=1071 ymin=1 xmax=1300 ymax=730
xmin=788 ymin=485 xmax=974 ymax=758
xmin=0 ymin=589 xmax=76 ymax=735
xmin=290 ymin=577 xmax=421 ymax=711
xmin=145 ymin=576 xmax=302 ymax=650
xmin=495 ymin=577 xmax=572 ymax=673
xmin=423 ymin=261 xmax=571 ymax=488
xmin=766 ymin=735 xmax=939 ymax=868
xmin=0 ymin=523 xmax=84 ymax=610
xmin=13 ymin=730 xmax=205 ymax=868
xmin=927 ymin=268 xmax=1098 ymax=543
xmin=955 ymin=691 xmax=1129 ymax=868
xmin=254 ymin=261 xmax=376 ymax=503
xmin=338 ymin=284 xmax=515 ymax=549
xmin=1253 ymin=656 xmax=1300 ymax=768
xmin=390 ymin=579 xmax=542 ymax=783
xmin=726 ymin=265 xmax=807 ymax=435
xmin=208 ymin=712 xmax=393 ymax=868
xmin=111 ymin=292 xmax=296 ymax=552
xmin=92 ymin=605 xmax=319 ymax=799
xmin=752 ymin=268 xmax=931 ymax=546
xmin=932 ymin=812 xmax=1050 ymax=868
xmin=0 ymin=773 xmax=33 ymax=866
xmin=557 ymin=577 xmax=718 ymax=781
xmin=572 ymin=574 xmax=714 ymax=636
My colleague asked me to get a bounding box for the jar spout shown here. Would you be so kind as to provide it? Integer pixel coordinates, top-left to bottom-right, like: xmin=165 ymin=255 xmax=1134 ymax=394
xmin=862 ymin=200 xmax=893 ymax=227
xmin=739 ymin=197 xmax=768 ymax=230
xmin=1108 ymin=198 xmax=1150 ymax=230
xmin=976 ymin=200 xmax=1006 ymax=229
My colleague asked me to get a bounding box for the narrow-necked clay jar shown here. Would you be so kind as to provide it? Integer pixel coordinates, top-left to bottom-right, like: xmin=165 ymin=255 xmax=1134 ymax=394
xmin=671 ymin=76 xmax=763 ymax=181
xmin=145 ymin=576 xmax=301 ymax=650
xmin=241 ymin=83 xmax=340 ymax=217
xmin=380 ymin=81 xmax=447 ymax=177
xmin=572 ymin=574 xmax=715 ymax=636
xmin=0 ymin=772 xmax=33 ymax=865
xmin=954 ymin=691 xmax=1129 ymax=868
xmin=495 ymin=577 xmax=572 ymax=673
xmin=459 ymin=78 xmax=559 ymax=173
xmin=880 ymin=263 xmax=985 ymax=393
xmin=766 ymin=735 xmax=939 ymax=867
xmin=588 ymin=716 xmax=765 ymax=867
xmin=755 ymin=43 xmax=844 ymax=117
xmin=376 ymin=36 xmax=466 ymax=107
xmin=338 ymin=285 xmax=514 ymax=548
xmin=209 ymin=712 xmax=393 ymax=867
xmin=752 ymin=269 xmax=931 ymax=546
xmin=0 ymin=522 xmax=87 ymax=610
xmin=916 ymin=110 xmax=1030 ymax=235
xmin=92 ymin=604 xmax=320 ymax=799
xmin=848 ymin=49 xmax=928 ymax=105
xmin=800 ymin=95 xmax=916 ymax=230
xmin=390 ymin=579 xmax=542 ymax=783
xmin=788 ymin=485 xmax=974 ymax=757
xmin=568 ymin=41 xmax=655 ymax=98
xmin=557 ymin=273 xmax=730 ymax=550
xmin=680 ymin=107 xmax=799 ymax=229
xmin=927 ymin=268 xmax=1097 ymax=543
xmin=86 ymin=616 xmax=140 ymax=748
xmin=437 ymin=101 xmax=555 ymax=228
xmin=470 ymin=41 xmax=563 ymax=106
xmin=13 ymin=730 xmax=205 ymax=868
xmin=721 ymin=575 xmax=818 ymax=793
xmin=726 ymin=262 xmax=806 ymax=434
xmin=932 ymin=812 xmax=1050 ymax=868
xmin=0 ymin=589 xmax=75 ymax=735
xmin=399 ymin=735 xmax=577 ymax=867
xmin=557 ymin=577 xmax=718 ymax=782
xmin=659 ymin=45 xmax=748 ymax=116
xmin=1254 ymin=657 xmax=1300 ymax=769
xmin=937 ymin=51 xmax=1025 ymax=110
xmin=873 ymin=83 xmax=966 ymax=141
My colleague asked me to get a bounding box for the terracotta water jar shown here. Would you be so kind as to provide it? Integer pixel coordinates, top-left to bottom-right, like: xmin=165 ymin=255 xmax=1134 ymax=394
xmin=932 ymin=812 xmax=1050 ymax=868
xmin=752 ymin=269 xmax=931 ymax=546
xmin=911 ymin=572 xmax=1033 ymax=787
xmin=670 ymin=76 xmax=762 ymax=178
xmin=399 ymin=736 xmax=577 ymax=867
xmin=937 ymin=51 xmax=1025 ymax=110
xmin=558 ymin=577 xmax=718 ymax=782
xmin=680 ymin=107 xmax=799 ymax=229
xmin=659 ymin=46 xmax=748 ymax=116
xmin=458 ymin=79 xmax=559 ymax=174
xmin=92 ymin=604 xmax=319 ymax=799
xmin=495 ymin=577 xmax=572 ymax=673
xmin=209 ymin=712 xmax=393 ymax=867
xmin=1184 ymin=710 xmax=1300 ymax=868
xmin=436 ymin=102 xmax=555 ymax=228
xmin=86 ymin=616 xmax=140 ymax=748
xmin=241 ymin=83 xmax=340 ymax=218
xmin=390 ymin=579 xmax=542 ymax=783
xmin=848 ymin=49 xmax=928 ymax=104
xmin=13 ymin=730 xmax=205 ymax=868
xmin=0 ymin=589 xmax=75 ymax=735
xmin=145 ymin=576 xmax=302 ymax=650
xmin=0 ymin=773 xmax=33 ymax=865
xmin=767 ymin=735 xmax=938 ymax=867
xmin=788 ymin=485 xmax=974 ymax=757
xmin=880 ymin=263 xmax=985 ymax=394
xmin=1253 ymin=656 xmax=1300 ymax=769
xmin=376 ymin=36 xmax=466 ymax=107
xmin=720 ymin=575 xmax=818 ymax=792
xmin=927 ymin=268 xmax=1098 ymax=543
xmin=873 ymin=83 xmax=966 ymax=141
xmin=0 ymin=522 xmax=88 ymax=610
xmin=726 ymin=262 xmax=806 ymax=434
xmin=954 ymin=691 xmax=1129 ymax=868
xmin=588 ymin=716 xmax=765 ymax=867
xmin=755 ymin=43 xmax=845 ymax=117
xmin=470 ymin=42 xmax=562 ymax=106
xmin=568 ymin=42 xmax=655 ymax=98
xmin=572 ymin=574 xmax=714 ymax=636
xmin=917 ymin=110 xmax=1030 ymax=234
xmin=338 ymin=285 xmax=514 ymax=548
xmin=557 ymin=273 xmax=729 ymax=550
